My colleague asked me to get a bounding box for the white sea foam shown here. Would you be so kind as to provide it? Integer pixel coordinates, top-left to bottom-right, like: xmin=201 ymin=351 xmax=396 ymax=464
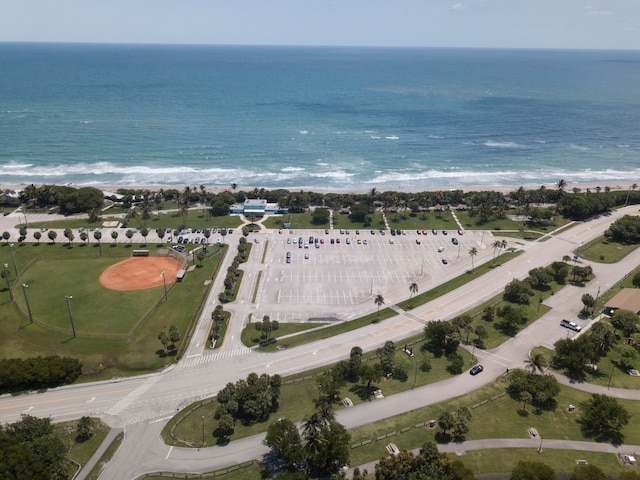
xmin=281 ymin=167 xmax=305 ymax=172
xmin=569 ymin=144 xmax=591 ymax=152
xmin=484 ymin=141 xmax=521 ymax=148
xmin=299 ymin=130 xmax=308 ymax=134
xmin=385 ymin=135 xmax=400 ymax=140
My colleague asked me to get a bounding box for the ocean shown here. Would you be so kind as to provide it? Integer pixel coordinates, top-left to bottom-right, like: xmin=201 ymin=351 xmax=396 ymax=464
xmin=1 ymin=43 xmax=639 ymax=192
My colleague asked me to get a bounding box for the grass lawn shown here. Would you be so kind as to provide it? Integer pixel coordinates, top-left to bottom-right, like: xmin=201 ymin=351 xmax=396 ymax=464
xmin=575 ymin=235 xmax=638 ymax=264
xmin=54 ymin=418 xmax=110 ymax=478
xmin=241 ymin=321 xmax=328 ymax=347
xmin=244 ymin=308 xmax=398 ymax=351
xmin=137 ymin=462 xmax=261 ymax=480
xmin=24 ymin=208 xmax=243 ymax=233
xmin=384 ymin=210 xmax=458 ymax=232
xmin=459 ymin=449 xmax=623 ymax=477
xmin=0 ymin=242 xmax=227 ymax=379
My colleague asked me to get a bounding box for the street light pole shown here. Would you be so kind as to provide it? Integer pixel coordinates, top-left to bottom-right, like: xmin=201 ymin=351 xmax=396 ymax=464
xmin=593 ymin=286 xmax=601 ymax=316
xmin=9 ymin=243 xmax=18 ymax=277
xmin=65 ymin=295 xmax=76 ymax=338
xmin=2 ymin=263 xmax=13 ymax=301
xmin=608 ymin=365 xmax=615 ymax=389
xmin=201 ymin=415 xmax=205 ymax=447
xmin=161 ymin=271 xmax=167 ymax=301
xmin=538 ymin=434 xmax=543 ymax=453
xmin=22 ymin=284 xmax=33 ymax=323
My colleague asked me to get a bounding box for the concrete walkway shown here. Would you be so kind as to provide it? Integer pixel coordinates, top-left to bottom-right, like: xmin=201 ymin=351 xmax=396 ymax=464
xmin=75 ymin=427 xmax=124 ymax=480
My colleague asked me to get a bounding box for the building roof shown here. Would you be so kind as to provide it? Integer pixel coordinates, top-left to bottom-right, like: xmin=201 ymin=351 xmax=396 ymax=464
xmin=605 ymin=288 xmax=640 ymax=314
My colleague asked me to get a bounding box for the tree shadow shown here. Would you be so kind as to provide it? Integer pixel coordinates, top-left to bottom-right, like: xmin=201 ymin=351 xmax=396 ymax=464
xmin=349 ymin=384 xmax=374 ymax=401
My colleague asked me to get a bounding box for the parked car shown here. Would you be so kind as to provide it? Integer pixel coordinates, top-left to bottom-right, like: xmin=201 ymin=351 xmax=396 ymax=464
xmin=441 ymin=258 xmax=448 ymax=264
xmin=560 ymin=319 xmax=582 ymax=332
xmin=452 ymin=238 xmax=459 ymax=245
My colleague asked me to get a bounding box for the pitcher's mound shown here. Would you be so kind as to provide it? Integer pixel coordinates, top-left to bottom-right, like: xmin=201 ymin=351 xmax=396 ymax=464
xmin=100 ymin=257 xmax=183 ymax=291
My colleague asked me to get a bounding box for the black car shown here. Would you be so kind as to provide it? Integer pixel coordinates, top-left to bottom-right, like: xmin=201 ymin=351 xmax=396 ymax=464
xmin=470 ymin=365 xmax=484 ymax=375
xmin=452 ymin=238 xmax=459 ymax=245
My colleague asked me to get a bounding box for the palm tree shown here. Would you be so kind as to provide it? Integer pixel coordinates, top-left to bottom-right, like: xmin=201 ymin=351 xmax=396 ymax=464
xmin=524 ymin=352 xmax=547 ymax=374
xmin=94 ymin=230 xmax=102 ymax=256
xmin=408 ymin=282 xmax=418 ymax=308
xmin=374 ymin=294 xmax=385 ymax=321
xmin=625 ymin=183 xmax=638 ymax=206
xmin=468 ymin=247 xmax=478 ymax=272
xmin=491 ymin=240 xmax=502 ymax=262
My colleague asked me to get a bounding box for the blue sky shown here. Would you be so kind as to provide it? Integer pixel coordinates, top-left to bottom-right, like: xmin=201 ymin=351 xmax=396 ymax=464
xmin=2 ymin=0 xmax=638 ymax=49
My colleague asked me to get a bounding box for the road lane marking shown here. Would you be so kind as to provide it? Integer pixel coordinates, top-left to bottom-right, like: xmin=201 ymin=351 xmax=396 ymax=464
xmin=0 ymin=387 xmax=134 ymax=412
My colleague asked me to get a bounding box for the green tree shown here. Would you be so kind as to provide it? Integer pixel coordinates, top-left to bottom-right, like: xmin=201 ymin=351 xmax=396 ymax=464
xmin=63 ymin=228 xmax=75 ymax=245
xmin=47 ymin=230 xmax=57 ymax=243
xmin=581 ymin=293 xmax=596 ymax=315
xmin=437 ymin=410 xmax=455 ymax=435
xmin=111 ymin=230 xmax=118 ymax=245
xmin=168 ymin=325 xmax=180 ymax=347
xmin=359 ymin=362 xmax=383 ymax=393
xmin=446 ymin=352 xmax=464 ymax=374
xmin=0 ymin=415 xmax=67 ymax=480
xmin=610 ymin=309 xmax=639 ymax=337
xmin=468 ymin=246 xmax=478 ymax=271
xmin=511 ymin=460 xmax=557 ymax=480
xmin=263 ymin=418 xmax=304 ymax=472
xmin=408 ymin=282 xmax=418 ymax=308
xmin=376 ymin=341 xmax=396 ymax=376
xmin=214 ymin=413 xmax=235 ymax=442
xmin=93 ymin=230 xmax=102 ymax=256
xmin=2 ymin=231 xmax=10 ymax=243
xmin=374 ymin=293 xmax=385 ymax=321
xmin=571 ymin=464 xmax=606 ymax=480
xmin=33 ymin=230 xmax=42 ymax=244
xmin=311 ymin=207 xmax=330 ymax=225
xmin=504 ymin=278 xmax=534 ymax=304
xmin=524 ymin=352 xmax=547 ymax=374
xmin=579 ymin=393 xmax=631 ymax=443
xmin=140 ymin=227 xmax=149 ymax=244
xmin=423 ymin=320 xmax=460 ymax=356
xmin=126 ymin=229 xmax=134 ymax=244
xmin=157 ymin=331 xmax=169 ymax=352
xmin=76 ymin=416 xmax=94 ymax=442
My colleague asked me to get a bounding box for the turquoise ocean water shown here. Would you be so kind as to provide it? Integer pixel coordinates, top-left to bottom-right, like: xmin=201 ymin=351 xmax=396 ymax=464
xmin=1 ymin=43 xmax=639 ymax=191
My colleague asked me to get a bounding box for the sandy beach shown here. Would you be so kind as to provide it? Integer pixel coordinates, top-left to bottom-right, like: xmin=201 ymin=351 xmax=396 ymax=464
xmin=1 ymin=181 xmax=635 ymax=197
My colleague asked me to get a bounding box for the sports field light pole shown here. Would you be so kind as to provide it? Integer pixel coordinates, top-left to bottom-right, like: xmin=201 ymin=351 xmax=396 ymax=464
xmin=9 ymin=243 xmax=18 ymax=277
xmin=22 ymin=284 xmax=33 ymax=324
xmin=65 ymin=295 xmax=77 ymax=338
xmin=2 ymin=263 xmax=13 ymax=301
xmin=161 ymin=271 xmax=167 ymax=301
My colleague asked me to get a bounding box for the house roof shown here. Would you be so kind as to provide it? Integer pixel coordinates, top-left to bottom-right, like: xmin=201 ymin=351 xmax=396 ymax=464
xmin=605 ymin=288 xmax=640 ymax=314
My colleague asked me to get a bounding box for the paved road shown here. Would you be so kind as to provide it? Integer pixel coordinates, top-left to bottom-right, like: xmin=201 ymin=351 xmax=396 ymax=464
xmin=1 ymin=205 xmax=639 ymax=479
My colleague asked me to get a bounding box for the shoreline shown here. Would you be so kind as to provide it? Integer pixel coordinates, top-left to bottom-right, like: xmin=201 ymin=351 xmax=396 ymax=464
xmin=1 ymin=181 xmax=634 ymax=197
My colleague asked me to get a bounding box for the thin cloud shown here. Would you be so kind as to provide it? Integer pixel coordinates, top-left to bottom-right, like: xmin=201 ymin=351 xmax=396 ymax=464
xmin=451 ymin=3 xmax=465 ymax=11
xmin=585 ymin=6 xmax=612 ymax=17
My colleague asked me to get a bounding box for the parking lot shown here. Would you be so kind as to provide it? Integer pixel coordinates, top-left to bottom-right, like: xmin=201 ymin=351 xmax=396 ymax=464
xmin=254 ymin=228 xmax=496 ymax=321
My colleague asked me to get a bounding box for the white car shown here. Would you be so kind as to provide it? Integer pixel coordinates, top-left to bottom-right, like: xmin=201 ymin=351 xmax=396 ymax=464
xmin=438 ymin=246 xmax=444 ymax=252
